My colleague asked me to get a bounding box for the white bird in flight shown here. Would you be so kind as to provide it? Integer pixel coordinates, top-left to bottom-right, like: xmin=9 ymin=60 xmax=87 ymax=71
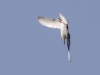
xmin=38 ymin=13 xmax=71 ymax=63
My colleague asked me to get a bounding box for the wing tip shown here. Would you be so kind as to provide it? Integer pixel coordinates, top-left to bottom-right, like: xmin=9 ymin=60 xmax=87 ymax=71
xmin=38 ymin=16 xmax=45 ymax=20
xmin=38 ymin=16 xmax=41 ymax=19
xmin=59 ymin=13 xmax=62 ymax=16
xmin=68 ymin=51 xmax=71 ymax=63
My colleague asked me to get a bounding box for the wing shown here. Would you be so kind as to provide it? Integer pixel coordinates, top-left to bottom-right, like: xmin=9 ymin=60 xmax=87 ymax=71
xmin=67 ymin=32 xmax=70 ymax=50
xmin=67 ymin=32 xmax=71 ymax=62
xmin=38 ymin=16 xmax=62 ymax=29
xmin=59 ymin=13 xmax=68 ymax=24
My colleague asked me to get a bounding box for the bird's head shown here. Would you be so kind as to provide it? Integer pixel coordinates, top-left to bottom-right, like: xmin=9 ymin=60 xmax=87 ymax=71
xmin=58 ymin=18 xmax=69 ymax=25
xmin=58 ymin=18 xmax=63 ymax=23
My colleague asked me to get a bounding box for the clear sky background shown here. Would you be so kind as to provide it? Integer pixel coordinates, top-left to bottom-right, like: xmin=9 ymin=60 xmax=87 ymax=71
xmin=0 ymin=0 xmax=100 ymax=75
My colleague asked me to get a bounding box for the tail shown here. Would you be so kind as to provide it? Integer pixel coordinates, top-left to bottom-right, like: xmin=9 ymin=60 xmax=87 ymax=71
xmin=68 ymin=51 xmax=71 ymax=63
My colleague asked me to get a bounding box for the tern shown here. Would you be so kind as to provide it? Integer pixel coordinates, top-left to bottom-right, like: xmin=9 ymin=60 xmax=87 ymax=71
xmin=38 ymin=13 xmax=71 ymax=63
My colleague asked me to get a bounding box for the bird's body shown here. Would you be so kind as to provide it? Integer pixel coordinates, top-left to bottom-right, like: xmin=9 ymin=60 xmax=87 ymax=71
xmin=38 ymin=13 xmax=71 ymax=63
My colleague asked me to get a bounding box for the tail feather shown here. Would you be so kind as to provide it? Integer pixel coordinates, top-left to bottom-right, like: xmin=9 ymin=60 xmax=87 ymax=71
xmin=68 ymin=51 xmax=71 ymax=63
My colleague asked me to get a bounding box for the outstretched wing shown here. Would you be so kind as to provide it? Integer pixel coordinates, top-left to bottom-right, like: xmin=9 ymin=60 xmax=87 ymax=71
xmin=59 ymin=13 xmax=68 ymax=24
xmin=38 ymin=16 xmax=62 ymax=29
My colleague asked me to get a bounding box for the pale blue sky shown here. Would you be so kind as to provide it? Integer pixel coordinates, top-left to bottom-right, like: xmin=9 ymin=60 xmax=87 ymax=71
xmin=0 ymin=0 xmax=100 ymax=75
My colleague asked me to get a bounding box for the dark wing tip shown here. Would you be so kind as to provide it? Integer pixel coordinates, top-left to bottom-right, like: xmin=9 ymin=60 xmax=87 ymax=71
xmin=38 ymin=16 xmax=45 ymax=20
xmin=38 ymin=16 xmax=41 ymax=19
xmin=67 ymin=33 xmax=70 ymax=50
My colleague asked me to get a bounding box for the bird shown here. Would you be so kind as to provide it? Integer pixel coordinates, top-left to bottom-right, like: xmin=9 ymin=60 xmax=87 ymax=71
xmin=38 ymin=13 xmax=71 ymax=63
